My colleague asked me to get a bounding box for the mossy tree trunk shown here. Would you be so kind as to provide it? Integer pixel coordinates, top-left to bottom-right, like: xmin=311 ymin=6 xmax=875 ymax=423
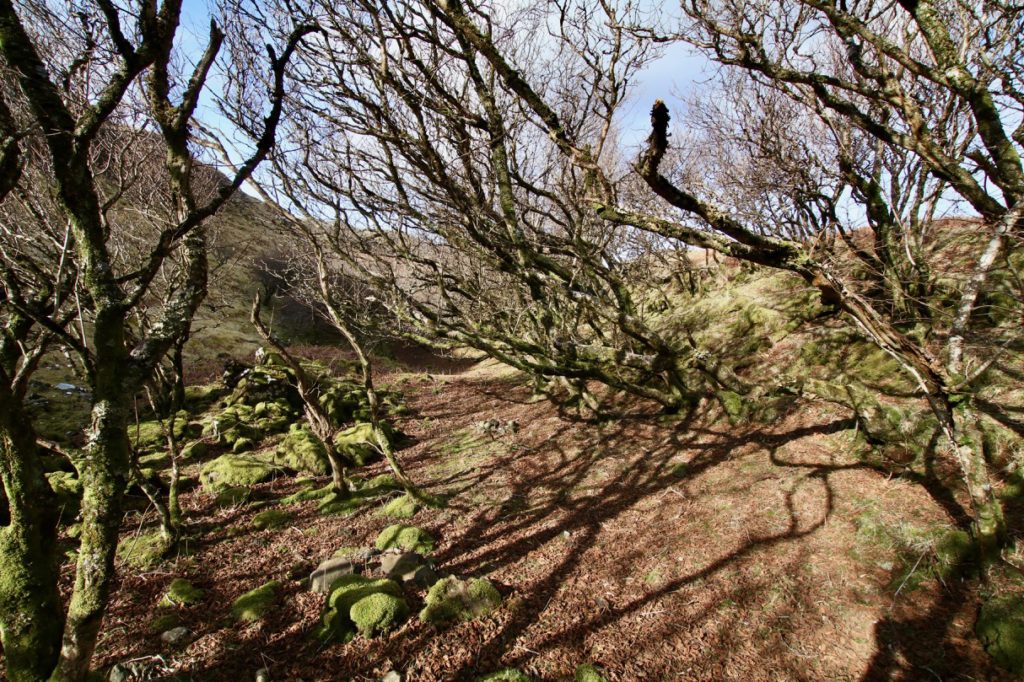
xmin=0 ymin=383 xmax=63 ymax=682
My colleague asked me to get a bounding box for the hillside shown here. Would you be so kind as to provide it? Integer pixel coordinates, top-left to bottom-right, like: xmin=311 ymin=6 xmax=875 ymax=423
xmin=24 ymin=254 xmax=1023 ymax=681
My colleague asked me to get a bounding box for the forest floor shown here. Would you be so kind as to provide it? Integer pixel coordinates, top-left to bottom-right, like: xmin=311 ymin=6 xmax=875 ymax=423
xmin=55 ymin=359 xmax=1020 ymax=681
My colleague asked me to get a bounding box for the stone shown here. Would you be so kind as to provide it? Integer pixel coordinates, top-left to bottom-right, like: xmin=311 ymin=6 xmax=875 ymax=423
xmin=256 ymin=668 xmax=271 ymax=682
xmin=350 ymin=592 xmax=409 ymax=637
xmin=160 ymin=626 xmax=193 ymax=647
xmin=310 ymin=557 xmax=358 ymax=593
xmin=378 ymin=551 xmax=440 ymax=588
xmin=420 ymin=576 xmax=502 ymax=625
xmin=381 ymin=673 xmax=402 ymax=682
xmin=375 ymin=524 xmax=435 ymax=554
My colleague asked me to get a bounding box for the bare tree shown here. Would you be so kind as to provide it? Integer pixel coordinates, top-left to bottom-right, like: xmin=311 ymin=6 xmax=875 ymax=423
xmin=433 ymin=0 xmax=1022 ymax=552
xmin=0 ymin=0 xmax=312 ymax=678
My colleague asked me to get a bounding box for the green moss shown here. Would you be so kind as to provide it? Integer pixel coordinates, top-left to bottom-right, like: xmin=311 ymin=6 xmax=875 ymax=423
xmin=230 ymin=580 xmax=281 ymax=621
xmin=318 ymin=491 xmax=367 ymax=516
xmin=332 ymin=546 xmax=361 ymax=558
xmin=46 ymin=471 xmax=82 ymax=519
xmin=375 ymin=524 xmax=435 ymax=554
xmin=334 ymin=422 xmax=394 ymax=467
xmin=360 ymin=474 xmax=400 ymax=491
xmin=717 ymin=390 xmax=747 ymax=425
xmin=180 ymin=440 xmax=208 ymax=461
xmin=118 ymin=531 xmax=170 ymax=570
xmin=476 ymin=670 xmax=532 ymax=682
xmin=350 ymin=592 xmax=409 ymax=637
xmin=214 ymin=486 xmax=252 ymax=507
xmin=977 ymin=594 xmax=1024 ymax=674
xmin=252 ymin=509 xmax=292 ymax=530
xmin=381 ymin=494 xmax=419 ymax=519
xmin=131 ymin=412 xmax=189 ymax=451
xmin=419 ymin=576 xmax=501 ymax=624
xmin=232 ymin=437 xmax=255 ymax=454
xmin=314 ymin=575 xmax=404 ymax=643
xmin=575 ymin=664 xmax=608 ymax=682
xmin=280 ymin=483 xmax=334 ymax=505
xmin=269 ymin=425 xmax=329 ymax=476
xmin=934 ymin=529 xmax=975 ymax=577
xmin=200 ymin=454 xmax=279 ymax=492
xmin=150 ymin=612 xmax=182 ymax=633
xmin=160 ymin=578 xmax=204 ymax=607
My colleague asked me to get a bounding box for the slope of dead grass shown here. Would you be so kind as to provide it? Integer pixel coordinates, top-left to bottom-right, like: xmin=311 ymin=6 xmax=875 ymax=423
xmin=77 ymin=371 xmax=1014 ymax=681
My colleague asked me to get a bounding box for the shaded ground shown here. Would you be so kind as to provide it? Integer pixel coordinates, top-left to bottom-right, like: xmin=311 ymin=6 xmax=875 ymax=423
xmin=65 ymin=371 xmax=1016 ymax=680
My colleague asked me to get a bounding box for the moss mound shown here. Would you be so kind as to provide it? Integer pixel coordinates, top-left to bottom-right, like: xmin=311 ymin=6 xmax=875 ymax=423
xmin=214 ymin=486 xmax=252 ymax=507
xmin=375 ymin=524 xmax=434 ymax=554
xmin=231 ymin=580 xmax=281 ymax=622
xmin=315 ymin=575 xmax=406 ymax=642
xmin=200 ymin=454 xmax=279 ymax=492
xmin=160 ymin=578 xmax=204 ymax=607
xmin=381 ymin=494 xmax=419 ymax=519
xmin=269 ymin=424 xmax=329 ymax=476
xmin=334 ymin=422 xmax=394 ymax=467
xmin=350 ymin=592 xmax=409 ymax=637
xmin=420 ymin=576 xmax=501 ymax=625
xmin=118 ymin=531 xmax=171 ymax=570
xmin=575 ymin=664 xmax=608 ymax=682
xmin=46 ymin=471 xmax=82 ymax=519
xmin=253 ymin=508 xmax=293 ymax=530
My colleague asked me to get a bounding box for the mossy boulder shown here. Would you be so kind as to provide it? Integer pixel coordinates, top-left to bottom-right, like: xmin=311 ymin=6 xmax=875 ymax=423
xmin=334 ymin=422 xmax=395 ymax=467
xmin=375 ymin=524 xmax=434 ymax=554
xmin=200 ymin=454 xmax=279 ymax=492
xmin=232 ymin=437 xmax=255 ymax=454
xmin=269 ymin=424 xmax=329 ymax=476
xmin=477 ymin=670 xmax=532 ymax=682
xmin=118 ymin=531 xmax=171 ymax=570
xmin=381 ymin=494 xmax=419 ymax=519
xmin=350 ymin=592 xmax=409 ymax=637
xmin=253 ymin=509 xmax=292 ymax=530
xmin=180 ymin=440 xmax=208 ymax=461
xmin=977 ymin=594 xmax=1024 ymax=674
xmin=420 ymin=576 xmax=501 ymax=625
xmin=214 ymin=486 xmax=252 ymax=507
xmin=160 ymin=578 xmax=204 ymax=607
xmin=934 ymin=529 xmax=975 ymax=577
xmin=318 ymin=384 xmax=363 ymax=427
xmin=231 ymin=580 xmax=281 ymax=622
xmin=131 ymin=412 xmax=189 ymax=451
xmin=315 ymin=575 xmax=406 ymax=642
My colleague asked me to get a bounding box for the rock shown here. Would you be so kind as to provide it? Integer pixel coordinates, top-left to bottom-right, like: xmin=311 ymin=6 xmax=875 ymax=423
xmin=270 ymin=425 xmax=330 ymax=476
xmin=350 ymin=592 xmax=409 ymax=637
xmin=381 ymin=672 xmax=402 ymax=682
xmin=334 ymin=422 xmax=395 ymax=467
xmin=160 ymin=626 xmax=193 ymax=647
xmin=381 ymin=494 xmax=419 ymax=519
xmin=378 ymin=551 xmax=439 ymax=588
xmin=231 ymin=580 xmax=281 ymax=621
xmin=200 ymin=454 xmax=280 ymax=492
xmin=310 ymin=557 xmax=358 ymax=593
xmin=108 ymin=664 xmax=130 ymax=682
xmin=420 ymin=576 xmax=502 ymax=625
xmin=160 ymin=578 xmax=204 ymax=607
xmin=255 ymin=668 xmax=271 ymax=682
xmin=375 ymin=524 xmax=435 ymax=554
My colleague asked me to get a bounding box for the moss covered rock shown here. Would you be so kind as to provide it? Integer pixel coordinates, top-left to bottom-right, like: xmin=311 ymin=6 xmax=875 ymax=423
xmin=160 ymin=578 xmax=204 ymax=607
xmin=977 ymin=594 xmax=1024 ymax=674
xmin=232 ymin=437 xmax=255 ymax=454
xmin=315 ymin=575 xmax=405 ymax=642
xmin=269 ymin=424 xmax=329 ymax=476
xmin=180 ymin=440 xmax=208 ymax=461
xmin=334 ymin=422 xmax=394 ymax=467
xmin=934 ymin=529 xmax=975 ymax=577
xmin=350 ymin=592 xmax=409 ymax=637
xmin=118 ymin=531 xmax=171 ymax=570
xmin=375 ymin=524 xmax=434 ymax=554
xmin=214 ymin=485 xmax=252 ymax=507
xmin=420 ymin=576 xmax=501 ymax=625
xmin=253 ymin=508 xmax=292 ymax=530
xmin=200 ymin=454 xmax=279 ymax=492
xmin=381 ymin=494 xmax=419 ymax=519
xmin=231 ymin=580 xmax=281 ymax=622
